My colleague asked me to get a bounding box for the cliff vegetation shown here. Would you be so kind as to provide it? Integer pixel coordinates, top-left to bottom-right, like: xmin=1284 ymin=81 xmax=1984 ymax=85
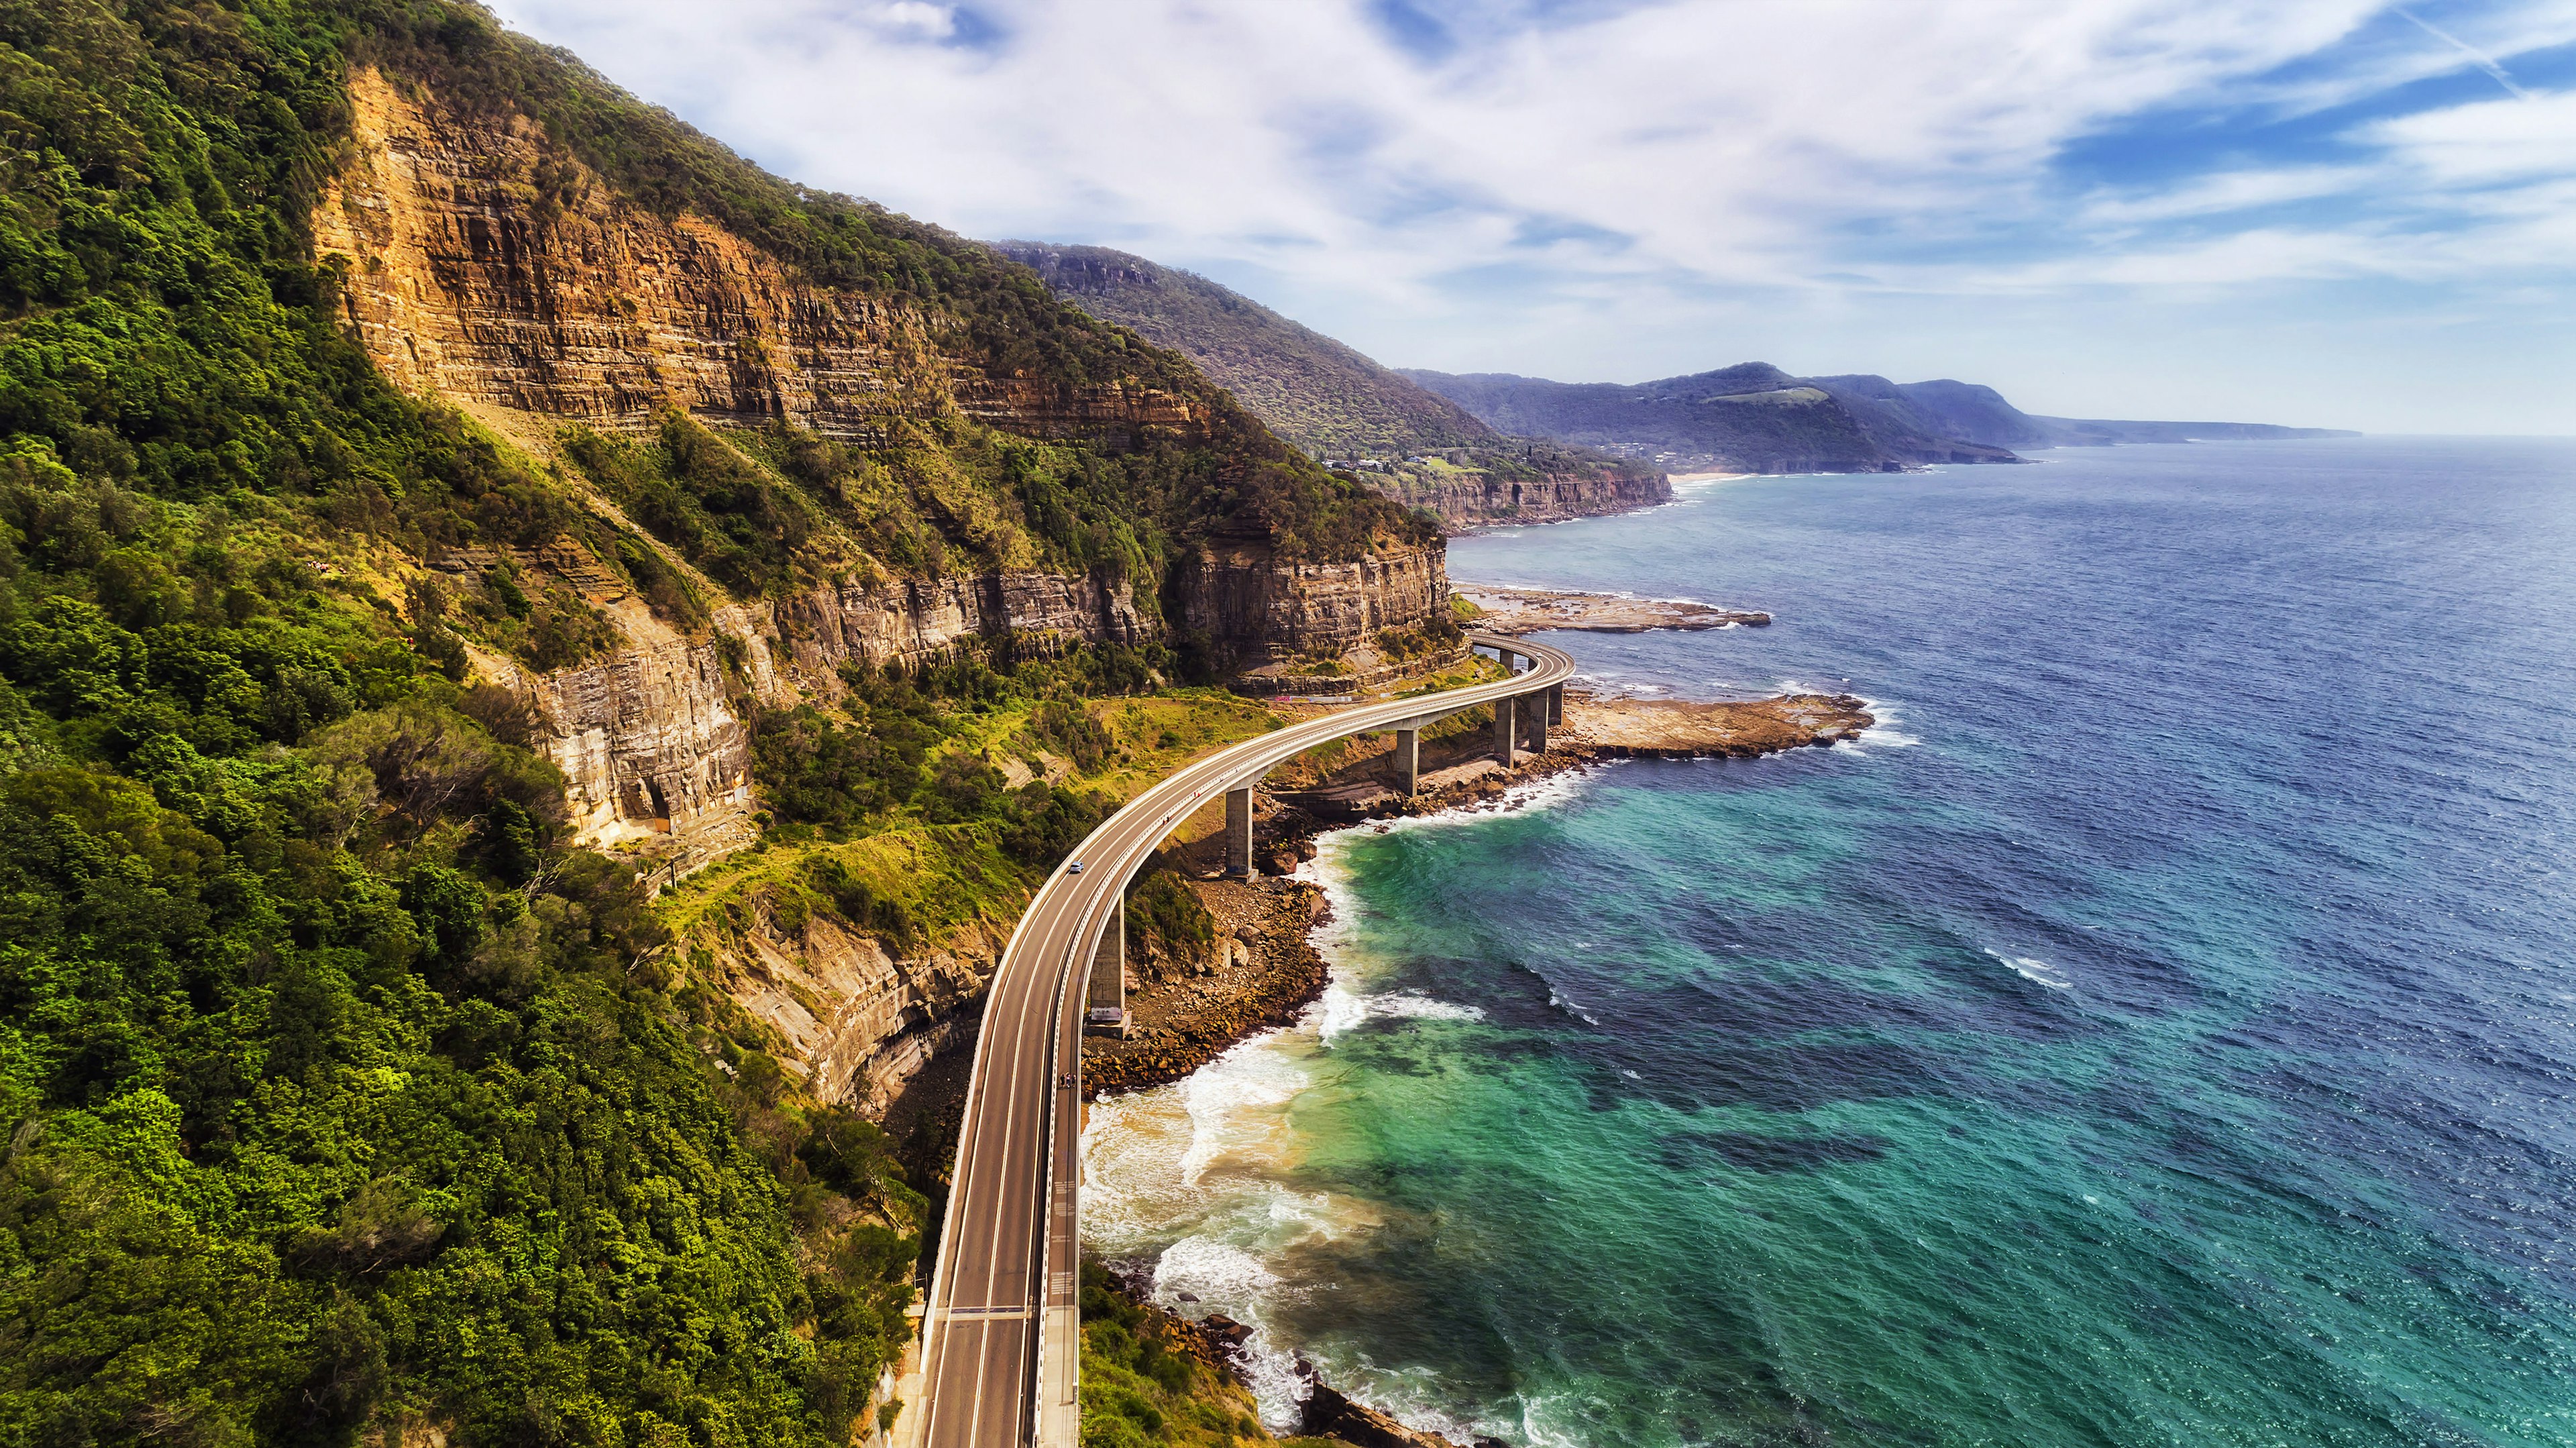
xmin=993 ymin=242 xmax=1666 ymax=529
xmin=0 ymin=0 xmax=1428 ymax=1443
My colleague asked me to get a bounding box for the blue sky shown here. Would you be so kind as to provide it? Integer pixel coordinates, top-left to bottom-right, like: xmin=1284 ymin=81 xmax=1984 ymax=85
xmin=486 ymin=0 xmax=2576 ymax=433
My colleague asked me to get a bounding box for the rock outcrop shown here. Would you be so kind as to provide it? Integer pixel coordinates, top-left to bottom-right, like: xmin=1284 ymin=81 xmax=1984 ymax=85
xmin=1462 ymin=584 xmax=1770 ymax=634
xmin=467 ymin=541 xmax=1153 ymax=854
xmin=1177 ymin=540 xmax=1451 ymax=672
xmin=729 ymin=912 xmax=999 ymax=1117
xmin=315 ymin=66 xmax=1203 ymax=446
xmin=1366 ymin=466 xmax=1670 ymax=528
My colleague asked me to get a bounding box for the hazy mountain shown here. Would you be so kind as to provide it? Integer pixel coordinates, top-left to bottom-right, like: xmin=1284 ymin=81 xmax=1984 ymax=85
xmin=1409 ymin=366 xmax=2357 ymax=472
xmin=991 ymin=241 xmax=1498 ymax=456
xmin=994 ymin=241 xmax=1668 ymax=526
xmin=1404 ymin=364 xmax=2022 ymax=474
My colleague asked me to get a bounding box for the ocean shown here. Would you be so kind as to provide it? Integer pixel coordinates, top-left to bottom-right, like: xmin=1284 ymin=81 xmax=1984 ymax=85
xmin=1079 ymin=437 xmax=2576 ymax=1447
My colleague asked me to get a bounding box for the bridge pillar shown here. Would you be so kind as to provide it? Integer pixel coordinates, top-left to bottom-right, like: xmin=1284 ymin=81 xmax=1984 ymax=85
xmin=1224 ymin=786 xmax=1254 ymax=877
xmin=1493 ymin=696 xmax=1516 ymax=765
xmin=1085 ymin=890 xmax=1127 ymax=1035
xmin=1549 ymin=682 xmax=1563 ymax=727
xmin=1393 ymin=728 xmax=1419 ymax=795
xmin=1524 ymin=693 xmax=1548 ymax=754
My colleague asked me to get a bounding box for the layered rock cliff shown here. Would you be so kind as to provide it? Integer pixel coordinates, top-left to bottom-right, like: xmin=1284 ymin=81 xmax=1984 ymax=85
xmin=1178 ymin=541 xmax=1450 ymax=666
xmin=315 ymin=66 xmax=1204 ymax=446
xmin=727 ymin=910 xmax=999 ymax=1117
xmin=1366 ymin=465 xmax=1671 ymax=527
xmin=313 ymin=59 xmax=1446 ymax=1119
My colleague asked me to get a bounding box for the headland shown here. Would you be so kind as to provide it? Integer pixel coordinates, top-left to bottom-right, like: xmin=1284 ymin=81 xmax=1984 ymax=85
xmin=1461 ymin=584 xmax=1771 ymax=634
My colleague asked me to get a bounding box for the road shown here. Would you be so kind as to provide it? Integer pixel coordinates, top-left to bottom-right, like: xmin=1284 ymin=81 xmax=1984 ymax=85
xmin=911 ymin=632 xmax=1577 ymax=1447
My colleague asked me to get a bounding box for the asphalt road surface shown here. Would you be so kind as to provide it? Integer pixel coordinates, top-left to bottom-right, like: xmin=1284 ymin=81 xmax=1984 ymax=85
xmin=913 ymin=633 xmax=1577 ymax=1447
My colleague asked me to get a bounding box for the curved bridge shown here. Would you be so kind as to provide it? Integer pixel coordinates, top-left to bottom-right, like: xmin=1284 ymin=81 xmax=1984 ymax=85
xmin=913 ymin=633 xmax=1578 ymax=1447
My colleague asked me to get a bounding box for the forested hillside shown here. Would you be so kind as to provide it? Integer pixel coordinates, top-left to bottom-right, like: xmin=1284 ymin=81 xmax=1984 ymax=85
xmin=991 ymin=241 xmax=1496 ymax=458
xmin=0 ymin=3 xmax=1405 ymax=1442
xmin=997 ymin=241 xmax=1668 ymax=527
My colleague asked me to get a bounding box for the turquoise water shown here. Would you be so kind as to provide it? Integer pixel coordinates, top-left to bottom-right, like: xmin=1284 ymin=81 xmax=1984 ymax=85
xmin=1082 ymin=439 xmax=2576 ymax=1447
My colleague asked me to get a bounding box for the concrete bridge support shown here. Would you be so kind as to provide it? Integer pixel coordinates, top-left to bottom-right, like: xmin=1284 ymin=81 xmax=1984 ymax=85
xmin=1394 ymin=728 xmax=1420 ymax=795
xmin=1084 ymin=894 xmax=1127 ymax=1035
xmin=1224 ymin=786 xmax=1254 ymax=877
xmin=1493 ymin=696 xmax=1517 ymax=765
xmin=1549 ymin=683 xmax=1564 ymax=727
xmin=1524 ymin=692 xmax=1549 ymax=753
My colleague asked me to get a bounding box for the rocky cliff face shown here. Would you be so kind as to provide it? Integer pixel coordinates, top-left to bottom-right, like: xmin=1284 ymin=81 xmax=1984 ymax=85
xmin=479 ymin=550 xmax=1152 ymax=855
xmin=727 ymin=911 xmax=999 ymax=1117
xmin=1176 ymin=541 xmax=1450 ymax=668
xmin=317 ymin=63 xmax=1453 ymax=1118
xmin=314 ymin=67 xmax=1203 ymax=445
xmin=1368 ymin=466 xmax=1671 ymax=528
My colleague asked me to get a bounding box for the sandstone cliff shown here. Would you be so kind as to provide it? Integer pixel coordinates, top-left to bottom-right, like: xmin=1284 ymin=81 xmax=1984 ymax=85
xmin=1367 ymin=465 xmax=1671 ymax=528
xmin=313 ymin=61 xmax=1450 ymax=1119
xmin=315 ymin=67 xmax=1203 ymax=446
xmin=727 ymin=910 xmax=999 ymax=1117
xmin=1177 ymin=539 xmax=1453 ymax=690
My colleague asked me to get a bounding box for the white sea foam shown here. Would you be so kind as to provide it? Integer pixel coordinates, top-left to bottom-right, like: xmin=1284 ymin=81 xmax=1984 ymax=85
xmin=1985 ymin=948 xmax=2073 ymax=989
xmin=1150 ymin=1235 xmax=1280 ymax=1303
xmin=1547 ymin=988 xmax=1603 ymax=1026
xmin=1305 ymin=764 xmax=1599 ymax=855
xmin=1375 ymin=990 xmax=1487 ymax=1023
xmin=1841 ymin=694 xmax=1923 ymax=750
xmin=1316 ymin=986 xmax=1487 ymax=1043
xmin=1084 ymin=767 xmax=1601 ymax=1435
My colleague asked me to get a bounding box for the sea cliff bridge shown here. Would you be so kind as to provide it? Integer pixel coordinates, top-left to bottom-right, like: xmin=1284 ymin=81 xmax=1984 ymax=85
xmin=912 ymin=633 xmax=1579 ymax=1447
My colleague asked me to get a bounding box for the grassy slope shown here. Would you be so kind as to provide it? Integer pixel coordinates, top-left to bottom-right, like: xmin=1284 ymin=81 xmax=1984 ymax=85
xmin=664 ymin=686 xmax=1286 ymax=974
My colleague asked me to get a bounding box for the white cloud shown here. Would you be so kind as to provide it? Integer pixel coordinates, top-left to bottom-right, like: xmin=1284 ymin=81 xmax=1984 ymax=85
xmin=2365 ymin=88 xmax=2576 ymax=185
xmin=478 ymin=0 xmax=2576 ymax=429
xmin=2078 ymin=167 xmax=2379 ymax=226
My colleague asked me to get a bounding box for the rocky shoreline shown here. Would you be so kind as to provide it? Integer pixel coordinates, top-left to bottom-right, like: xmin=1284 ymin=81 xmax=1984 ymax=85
xmin=1099 ymin=1262 xmax=1501 ymax=1448
xmin=1079 ymin=688 xmax=1873 ymax=1093
xmin=1080 ymin=876 xmax=1336 ymax=1098
xmin=1071 ymin=686 xmax=1874 ymax=1444
xmin=1460 ymin=584 xmax=1770 ymax=633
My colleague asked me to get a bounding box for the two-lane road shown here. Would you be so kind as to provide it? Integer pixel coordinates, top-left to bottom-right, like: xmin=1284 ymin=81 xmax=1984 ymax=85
xmin=914 ymin=633 xmax=1577 ymax=1447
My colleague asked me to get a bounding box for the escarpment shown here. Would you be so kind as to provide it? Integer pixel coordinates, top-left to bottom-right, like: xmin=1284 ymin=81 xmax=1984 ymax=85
xmin=317 ymin=56 xmax=1447 ymax=1120
xmin=476 ymin=554 xmax=1153 ymax=853
xmin=1178 ymin=538 xmax=1454 ymax=688
xmin=315 ymin=67 xmax=1205 ymax=445
xmin=727 ymin=911 xmax=999 ymax=1117
xmin=1368 ymin=465 xmax=1672 ymax=527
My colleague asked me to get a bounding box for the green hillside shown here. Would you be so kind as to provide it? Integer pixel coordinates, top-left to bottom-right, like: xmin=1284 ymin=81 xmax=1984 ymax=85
xmin=0 ymin=3 xmax=1404 ymax=1443
xmin=992 ymin=242 xmax=1497 ymax=458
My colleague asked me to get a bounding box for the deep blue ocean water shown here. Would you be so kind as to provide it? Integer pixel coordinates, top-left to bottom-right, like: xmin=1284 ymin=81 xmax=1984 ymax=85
xmin=1082 ymin=437 xmax=2576 ymax=1447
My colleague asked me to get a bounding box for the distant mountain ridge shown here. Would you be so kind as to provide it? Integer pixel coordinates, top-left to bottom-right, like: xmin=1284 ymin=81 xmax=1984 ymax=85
xmin=992 ymin=240 xmax=1498 ymax=456
xmin=994 ymin=240 xmax=1670 ymax=528
xmin=1405 ymin=366 xmax=2358 ymax=474
xmin=1403 ymin=364 xmax=2022 ymax=474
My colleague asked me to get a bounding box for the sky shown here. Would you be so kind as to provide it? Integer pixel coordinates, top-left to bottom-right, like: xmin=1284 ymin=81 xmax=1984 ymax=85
xmin=482 ymin=0 xmax=2576 ymax=433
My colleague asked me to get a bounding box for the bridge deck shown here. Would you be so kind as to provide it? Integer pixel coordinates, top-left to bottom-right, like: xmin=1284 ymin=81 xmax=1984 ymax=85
xmin=912 ymin=635 xmax=1577 ymax=1447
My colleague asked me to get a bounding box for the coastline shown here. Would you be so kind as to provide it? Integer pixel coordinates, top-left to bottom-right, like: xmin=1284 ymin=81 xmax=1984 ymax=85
xmin=1075 ymin=690 xmax=1870 ymax=1097
xmin=1074 ymin=688 xmax=1873 ymax=1443
xmin=1458 ymin=583 xmax=1772 ymax=634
